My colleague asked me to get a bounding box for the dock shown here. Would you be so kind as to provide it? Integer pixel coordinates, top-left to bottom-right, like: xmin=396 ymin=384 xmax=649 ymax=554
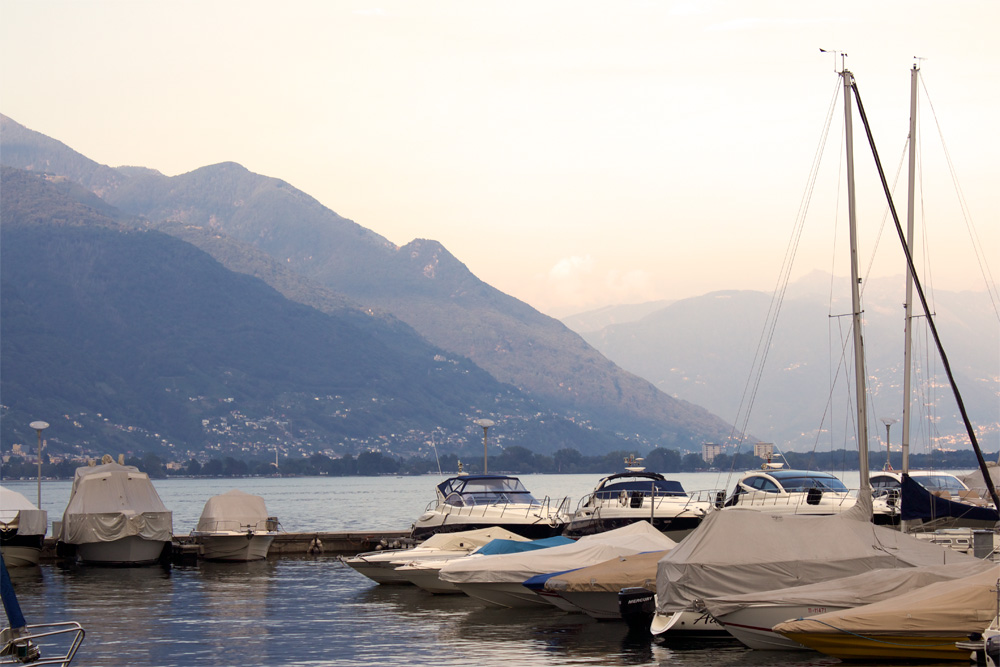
xmin=39 ymin=530 xmax=415 ymax=562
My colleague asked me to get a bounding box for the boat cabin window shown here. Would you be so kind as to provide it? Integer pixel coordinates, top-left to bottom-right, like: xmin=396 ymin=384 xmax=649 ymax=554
xmin=595 ymin=480 xmax=687 ymax=499
xmin=437 ymin=476 xmax=539 ymax=506
xmin=743 ymin=477 xmax=780 ymax=493
xmin=771 ymin=475 xmax=848 ymax=493
xmin=914 ymin=475 xmax=967 ymax=495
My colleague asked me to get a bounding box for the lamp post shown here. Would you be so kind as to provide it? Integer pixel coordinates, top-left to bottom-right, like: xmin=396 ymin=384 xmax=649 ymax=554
xmin=29 ymin=420 xmax=49 ymax=507
xmin=474 ymin=419 xmax=495 ymax=474
xmin=881 ymin=417 xmax=898 ymax=471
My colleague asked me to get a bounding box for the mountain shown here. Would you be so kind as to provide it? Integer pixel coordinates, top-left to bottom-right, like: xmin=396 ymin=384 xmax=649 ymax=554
xmin=0 ymin=113 xmax=735 ymax=452
xmin=2 ymin=166 xmax=649 ymax=461
xmin=567 ymin=275 xmax=999 ymax=453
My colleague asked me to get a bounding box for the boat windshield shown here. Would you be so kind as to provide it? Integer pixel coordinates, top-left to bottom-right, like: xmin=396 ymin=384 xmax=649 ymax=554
xmin=914 ymin=475 xmax=968 ymax=494
xmin=437 ymin=476 xmax=539 ymax=506
xmin=596 ymin=480 xmax=687 ymax=499
xmin=772 ymin=474 xmax=849 ymax=493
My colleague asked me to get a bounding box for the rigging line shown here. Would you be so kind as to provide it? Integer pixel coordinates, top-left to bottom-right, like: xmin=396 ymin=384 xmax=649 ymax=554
xmin=723 ymin=74 xmax=842 ymax=475
xmin=850 ymin=80 xmax=1000 ymax=511
xmin=919 ymin=75 xmax=1000 ymax=323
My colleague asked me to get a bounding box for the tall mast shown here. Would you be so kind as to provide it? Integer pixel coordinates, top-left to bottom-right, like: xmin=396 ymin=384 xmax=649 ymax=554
xmin=901 ymin=64 xmax=918 ymax=474
xmin=842 ymin=68 xmax=871 ymax=491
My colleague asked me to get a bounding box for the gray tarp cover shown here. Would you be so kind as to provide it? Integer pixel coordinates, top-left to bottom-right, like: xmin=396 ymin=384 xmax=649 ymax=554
xmin=700 ymin=559 xmax=994 ymax=617
xmin=0 ymin=486 xmax=48 ymax=536
xmin=58 ymin=462 xmax=172 ymax=545
xmin=773 ymin=565 xmax=1000 ymax=636
xmin=655 ymin=495 xmax=979 ymax=614
xmin=195 ymin=489 xmax=271 ymax=532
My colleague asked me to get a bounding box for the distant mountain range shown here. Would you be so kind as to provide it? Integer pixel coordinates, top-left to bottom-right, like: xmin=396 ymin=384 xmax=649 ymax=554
xmin=0 ymin=114 xmax=734 ymax=462
xmin=565 ymin=274 xmax=999 ymax=454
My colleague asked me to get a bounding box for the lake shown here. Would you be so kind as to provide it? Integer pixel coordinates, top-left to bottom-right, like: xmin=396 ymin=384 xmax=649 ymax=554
xmin=0 ymin=471 xmax=967 ymax=666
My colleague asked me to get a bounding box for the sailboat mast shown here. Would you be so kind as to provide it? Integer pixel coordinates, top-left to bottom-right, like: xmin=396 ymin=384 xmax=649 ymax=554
xmin=901 ymin=64 xmax=918 ymax=474
xmin=842 ymin=68 xmax=871 ymax=492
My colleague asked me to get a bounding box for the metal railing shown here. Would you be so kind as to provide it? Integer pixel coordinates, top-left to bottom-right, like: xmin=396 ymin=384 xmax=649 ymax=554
xmin=0 ymin=622 xmax=85 ymax=667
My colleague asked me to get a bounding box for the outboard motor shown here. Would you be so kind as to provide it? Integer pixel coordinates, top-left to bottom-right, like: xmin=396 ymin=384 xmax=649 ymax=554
xmin=618 ymin=587 xmax=656 ymax=634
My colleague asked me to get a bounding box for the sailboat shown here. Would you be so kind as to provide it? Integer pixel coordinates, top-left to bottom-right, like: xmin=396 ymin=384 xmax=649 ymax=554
xmin=651 ymin=62 xmax=995 ymax=642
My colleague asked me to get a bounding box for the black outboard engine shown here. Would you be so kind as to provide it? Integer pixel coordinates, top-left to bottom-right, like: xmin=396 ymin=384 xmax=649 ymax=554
xmin=619 ymin=587 xmax=656 ymax=634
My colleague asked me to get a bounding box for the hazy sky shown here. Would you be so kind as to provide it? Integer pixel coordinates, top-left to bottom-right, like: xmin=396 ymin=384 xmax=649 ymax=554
xmin=2 ymin=1 xmax=997 ymax=316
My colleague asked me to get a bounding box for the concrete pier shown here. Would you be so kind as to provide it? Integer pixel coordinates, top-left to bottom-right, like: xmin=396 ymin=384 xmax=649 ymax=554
xmin=41 ymin=530 xmax=414 ymax=562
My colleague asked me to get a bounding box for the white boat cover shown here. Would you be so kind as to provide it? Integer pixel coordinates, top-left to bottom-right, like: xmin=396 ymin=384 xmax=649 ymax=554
xmin=544 ymin=549 xmax=668 ymax=594
xmin=440 ymin=521 xmax=675 ymax=585
xmin=195 ymin=489 xmax=271 ymax=532
xmin=413 ymin=526 xmax=527 ymax=551
xmin=0 ymin=486 xmax=47 ymax=536
xmin=655 ymin=495 xmax=979 ymax=615
xmin=700 ymin=559 xmax=995 ymax=618
xmin=773 ymin=566 xmax=1000 ymax=637
xmin=58 ymin=462 xmax=172 ymax=545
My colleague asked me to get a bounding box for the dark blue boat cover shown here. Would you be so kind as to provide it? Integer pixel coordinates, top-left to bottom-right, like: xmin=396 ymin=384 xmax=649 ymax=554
xmin=900 ymin=473 xmax=998 ymax=523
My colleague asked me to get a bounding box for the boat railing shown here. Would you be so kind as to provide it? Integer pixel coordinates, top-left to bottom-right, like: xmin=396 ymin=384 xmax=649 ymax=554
xmin=193 ymin=518 xmax=279 ymax=533
xmin=0 ymin=621 xmax=85 ymax=666
xmin=578 ymin=488 xmax=724 ymax=512
xmin=729 ymin=489 xmax=856 ymax=509
xmin=427 ymin=495 xmax=571 ymax=522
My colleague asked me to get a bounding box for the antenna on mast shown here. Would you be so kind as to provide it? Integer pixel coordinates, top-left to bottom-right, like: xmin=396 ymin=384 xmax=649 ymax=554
xmin=819 ymin=48 xmax=848 ymax=72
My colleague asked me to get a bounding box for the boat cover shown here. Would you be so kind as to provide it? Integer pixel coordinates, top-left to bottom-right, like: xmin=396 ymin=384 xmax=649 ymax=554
xmin=474 ymin=535 xmax=573 ymax=556
xmin=58 ymin=463 xmax=172 ymax=545
xmin=415 ymin=527 xmax=528 ymax=551
xmin=958 ymin=464 xmax=1000 ymax=499
xmin=773 ymin=566 xmax=1000 ymax=637
xmin=543 ymin=549 xmax=669 ymax=594
xmin=655 ymin=495 xmax=979 ymax=614
xmin=441 ymin=521 xmax=675 ymax=585
xmin=195 ymin=489 xmax=272 ymax=532
xmin=900 ymin=473 xmax=998 ymax=523
xmin=700 ymin=559 xmax=994 ymax=618
xmin=0 ymin=486 xmax=47 ymax=536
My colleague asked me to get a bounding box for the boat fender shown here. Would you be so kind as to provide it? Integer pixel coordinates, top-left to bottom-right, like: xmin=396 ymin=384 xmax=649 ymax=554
xmin=619 ymin=491 xmax=628 ymax=506
xmin=308 ymin=537 xmax=323 ymax=555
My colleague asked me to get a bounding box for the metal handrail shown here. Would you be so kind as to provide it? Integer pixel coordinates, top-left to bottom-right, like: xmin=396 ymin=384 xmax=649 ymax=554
xmin=0 ymin=622 xmax=85 ymax=666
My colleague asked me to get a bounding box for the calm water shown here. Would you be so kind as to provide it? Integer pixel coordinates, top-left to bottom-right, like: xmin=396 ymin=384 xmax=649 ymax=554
xmin=0 ymin=472 xmax=968 ymax=666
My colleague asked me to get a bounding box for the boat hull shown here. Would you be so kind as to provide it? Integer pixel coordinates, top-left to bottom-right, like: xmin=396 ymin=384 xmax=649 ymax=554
xmin=780 ymin=631 xmax=972 ymax=661
xmin=714 ymin=605 xmax=848 ymax=650
xmin=410 ymin=517 xmax=564 ymax=541
xmin=563 ymin=514 xmax=702 ymax=541
xmin=0 ymin=533 xmax=44 ymax=567
xmin=196 ymin=533 xmax=274 ymax=562
xmin=454 ymin=581 xmax=549 ymax=608
xmin=74 ymin=536 xmax=168 ymax=566
xmin=394 ymin=563 xmax=460 ymax=594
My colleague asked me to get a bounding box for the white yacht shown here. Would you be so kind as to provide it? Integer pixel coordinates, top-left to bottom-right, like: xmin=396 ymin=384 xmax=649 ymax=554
xmin=190 ymin=489 xmax=277 ymax=561
xmin=722 ymin=467 xmax=855 ymax=515
xmin=58 ymin=461 xmax=172 ymax=565
xmin=410 ymin=474 xmax=570 ymax=540
xmin=564 ymin=463 xmax=711 ymax=540
xmin=0 ymin=486 xmax=47 ymax=567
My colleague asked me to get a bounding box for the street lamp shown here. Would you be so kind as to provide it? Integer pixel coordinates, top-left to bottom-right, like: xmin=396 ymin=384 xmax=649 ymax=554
xmin=474 ymin=419 xmax=495 ymax=474
xmin=880 ymin=417 xmax=898 ymax=471
xmin=29 ymin=420 xmax=49 ymax=507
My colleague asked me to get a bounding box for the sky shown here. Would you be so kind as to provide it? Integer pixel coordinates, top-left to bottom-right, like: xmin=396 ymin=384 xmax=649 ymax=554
xmin=2 ymin=1 xmax=997 ymax=317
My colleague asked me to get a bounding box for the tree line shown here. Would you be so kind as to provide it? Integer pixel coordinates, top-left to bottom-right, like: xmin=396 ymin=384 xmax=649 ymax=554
xmin=1 ymin=446 xmax=991 ymax=481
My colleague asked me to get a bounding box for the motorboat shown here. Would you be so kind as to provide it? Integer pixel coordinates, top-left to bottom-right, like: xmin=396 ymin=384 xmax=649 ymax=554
xmin=772 ymin=567 xmax=1000 ymax=661
xmin=722 ymin=467 xmax=856 ymax=515
xmin=563 ymin=461 xmax=712 ymax=540
xmin=653 ymin=494 xmax=981 ymax=631
xmin=189 ymin=490 xmax=278 ymax=562
xmin=57 ymin=461 xmax=172 ymax=566
xmin=439 ymin=521 xmax=675 ymax=608
xmin=0 ymin=487 xmax=47 ymax=567
xmin=409 ymin=474 xmax=570 ymax=540
xmin=536 ymin=549 xmax=667 ymax=619
xmin=393 ymin=535 xmax=572 ymax=594
xmin=699 ymin=560 xmax=995 ymax=651
xmin=871 ymin=471 xmax=998 ymax=531
xmin=341 ymin=526 xmax=527 ymax=585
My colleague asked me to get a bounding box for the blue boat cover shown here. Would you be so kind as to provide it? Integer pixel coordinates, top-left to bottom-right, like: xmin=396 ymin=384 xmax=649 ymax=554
xmin=522 ymin=568 xmax=582 ymax=591
xmin=900 ymin=473 xmax=998 ymax=523
xmin=475 ymin=535 xmax=575 ymax=556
